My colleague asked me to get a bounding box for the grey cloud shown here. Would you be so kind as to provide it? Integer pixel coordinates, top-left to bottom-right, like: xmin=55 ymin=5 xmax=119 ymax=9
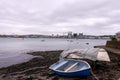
xmin=42 ymin=0 xmax=120 ymax=35
xmin=0 ymin=0 xmax=120 ymax=35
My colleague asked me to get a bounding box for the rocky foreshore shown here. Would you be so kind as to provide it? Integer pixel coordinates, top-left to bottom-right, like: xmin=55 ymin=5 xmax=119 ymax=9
xmin=0 ymin=50 xmax=119 ymax=80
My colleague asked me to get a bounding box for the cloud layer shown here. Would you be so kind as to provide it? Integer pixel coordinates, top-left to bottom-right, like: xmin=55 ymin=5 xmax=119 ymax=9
xmin=0 ymin=0 xmax=120 ymax=35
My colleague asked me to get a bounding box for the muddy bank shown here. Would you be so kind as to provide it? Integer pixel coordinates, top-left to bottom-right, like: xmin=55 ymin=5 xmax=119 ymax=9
xmin=0 ymin=50 xmax=119 ymax=80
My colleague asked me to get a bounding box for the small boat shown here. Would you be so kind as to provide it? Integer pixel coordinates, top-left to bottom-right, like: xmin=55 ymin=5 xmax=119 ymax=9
xmin=49 ymin=59 xmax=91 ymax=77
xmin=86 ymin=42 xmax=89 ymax=45
xmin=41 ymin=39 xmax=45 ymax=42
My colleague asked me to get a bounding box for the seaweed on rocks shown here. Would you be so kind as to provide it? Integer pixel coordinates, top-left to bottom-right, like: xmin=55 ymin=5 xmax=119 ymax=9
xmin=0 ymin=50 xmax=119 ymax=80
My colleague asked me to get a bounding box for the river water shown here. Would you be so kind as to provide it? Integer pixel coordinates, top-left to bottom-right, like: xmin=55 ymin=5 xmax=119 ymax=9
xmin=0 ymin=38 xmax=107 ymax=68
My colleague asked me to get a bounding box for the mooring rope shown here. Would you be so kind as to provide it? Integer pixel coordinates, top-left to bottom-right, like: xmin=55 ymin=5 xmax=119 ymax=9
xmin=90 ymin=69 xmax=99 ymax=80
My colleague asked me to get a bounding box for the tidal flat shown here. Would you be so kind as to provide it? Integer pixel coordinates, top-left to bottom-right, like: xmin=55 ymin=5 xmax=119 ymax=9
xmin=0 ymin=50 xmax=119 ymax=80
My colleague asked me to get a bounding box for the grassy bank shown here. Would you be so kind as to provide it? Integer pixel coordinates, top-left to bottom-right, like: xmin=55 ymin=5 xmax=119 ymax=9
xmin=0 ymin=50 xmax=119 ymax=80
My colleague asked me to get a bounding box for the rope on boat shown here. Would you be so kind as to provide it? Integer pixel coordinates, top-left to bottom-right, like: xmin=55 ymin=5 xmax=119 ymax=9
xmin=90 ymin=69 xmax=99 ymax=80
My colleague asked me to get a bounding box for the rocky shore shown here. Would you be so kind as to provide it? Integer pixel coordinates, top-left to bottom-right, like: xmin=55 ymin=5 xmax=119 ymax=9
xmin=0 ymin=50 xmax=119 ymax=80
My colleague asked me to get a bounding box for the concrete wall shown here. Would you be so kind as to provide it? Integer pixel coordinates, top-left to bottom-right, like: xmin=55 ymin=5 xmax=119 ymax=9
xmin=106 ymin=41 xmax=120 ymax=49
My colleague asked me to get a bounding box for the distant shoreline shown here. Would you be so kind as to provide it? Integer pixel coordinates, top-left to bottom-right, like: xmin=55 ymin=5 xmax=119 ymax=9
xmin=0 ymin=37 xmax=110 ymax=39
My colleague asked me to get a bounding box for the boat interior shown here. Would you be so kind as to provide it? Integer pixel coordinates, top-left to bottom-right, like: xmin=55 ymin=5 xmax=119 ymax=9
xmin=52 ymin=60 xmax=90 ymax=72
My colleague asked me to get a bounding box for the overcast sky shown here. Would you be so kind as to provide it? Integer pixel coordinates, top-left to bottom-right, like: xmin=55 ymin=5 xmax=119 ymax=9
xmin=0 ymin=0 xmax=120 ymax=35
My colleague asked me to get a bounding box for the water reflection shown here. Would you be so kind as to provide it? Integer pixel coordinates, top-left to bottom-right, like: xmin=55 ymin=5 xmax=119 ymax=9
xmin=0 ymin=38 xmax=107 ymax=67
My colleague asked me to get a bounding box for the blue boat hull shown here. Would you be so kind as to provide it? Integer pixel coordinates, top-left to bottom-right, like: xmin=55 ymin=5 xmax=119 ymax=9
xmin=49 ymin=59 xmax=91 ymax=77
xmin=52 ymin=69 xmax=90 ymax=77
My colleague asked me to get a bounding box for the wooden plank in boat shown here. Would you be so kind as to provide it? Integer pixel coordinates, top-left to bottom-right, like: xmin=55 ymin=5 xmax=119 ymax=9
xmin=64 ymin=62 xmax=79 ymax=72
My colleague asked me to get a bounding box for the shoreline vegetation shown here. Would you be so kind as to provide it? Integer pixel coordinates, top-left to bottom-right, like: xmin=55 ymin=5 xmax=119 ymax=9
xmin=0 ymin=50 xmax=119 ymax=80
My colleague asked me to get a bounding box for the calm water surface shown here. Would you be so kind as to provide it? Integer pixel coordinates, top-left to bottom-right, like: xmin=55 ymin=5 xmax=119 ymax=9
xmin=0 ymin=38 xmax=107 ymax=67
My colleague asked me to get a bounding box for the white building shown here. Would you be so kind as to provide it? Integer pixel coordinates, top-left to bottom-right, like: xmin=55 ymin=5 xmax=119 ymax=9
xmin=68 ymin=32 xmax=72 ymax=38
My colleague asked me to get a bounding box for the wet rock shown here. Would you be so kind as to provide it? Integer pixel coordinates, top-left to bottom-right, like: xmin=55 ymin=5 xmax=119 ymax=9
xmin=47 ymin=73 xmax=55 ymax=78
xmin=25 ymin=76 xmax=33 ymax=80
xmin=52 ymin=76 xmax=59 ymax=80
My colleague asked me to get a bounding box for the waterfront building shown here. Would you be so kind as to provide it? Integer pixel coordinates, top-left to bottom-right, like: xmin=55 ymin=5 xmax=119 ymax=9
xmin=73 ymin=33 xmax=78 ymax=38
xmin=78 ymin=33 xmax=84 ymax=39
xmin=67 ymin=32 xmax=72 ymax=38
xmin=115 ymin=32 xmax=120 ymax=41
